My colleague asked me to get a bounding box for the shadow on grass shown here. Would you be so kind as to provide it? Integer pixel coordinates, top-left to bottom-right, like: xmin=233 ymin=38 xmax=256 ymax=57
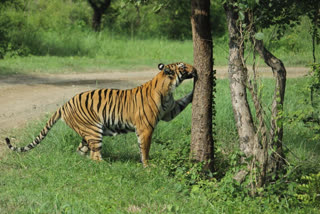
xmin=67 ymin=134 xmax=141 ymax=164
xmin=101 ymin=137 xmax=141 ymax=164
xmin=0 ymin=70 xmax=138 ymax=89
xmin=0 ymin=66 xmax=25 ymax=76
xmin=101 ymin=151 xmax=141 ymax=164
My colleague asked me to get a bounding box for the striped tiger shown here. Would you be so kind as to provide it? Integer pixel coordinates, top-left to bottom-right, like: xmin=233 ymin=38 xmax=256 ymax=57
xmin=5 ymin=62 xmax=196 ymax=167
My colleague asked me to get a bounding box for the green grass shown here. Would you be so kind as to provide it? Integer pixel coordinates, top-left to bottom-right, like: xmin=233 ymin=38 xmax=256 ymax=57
xmin=1 ymin=78 xmax=319 ymax=213
xmin=0 ymin=35 xmax=195 ymax=75
xmin=1 ymin=28 xmax=319 ymax=76
xmin=0 ymin=56 xmax=150 ymax=75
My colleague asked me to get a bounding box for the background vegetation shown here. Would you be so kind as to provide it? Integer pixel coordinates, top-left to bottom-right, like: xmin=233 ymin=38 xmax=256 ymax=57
xmin=0 ymin=0 xmax=319 ymax=71
xmin=1 ymin=0 xmax=320 ymax=213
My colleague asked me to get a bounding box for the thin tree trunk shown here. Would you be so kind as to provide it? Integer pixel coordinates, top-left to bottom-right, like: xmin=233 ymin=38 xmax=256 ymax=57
xmin=92 ymin=9 xmax=103 ymax=31
xmin=311 ymin=4 xmax=319 ymax=63
xmin=253 ymin=37 xmax=287 ymax=173
xmin=190 ymin=0 xmax=214 ymax=171
xmin=313 ymin=28 xmax=316 ymax=63
xmin=87 ymin=0 xmax=111 ymax=32
xmin=225 ymin=5 xmax=269 ymax=190
xmin=225 ymin=5 xmax=256 ymax=160
xmin=225 ymin=2 xmax=287 ymax=191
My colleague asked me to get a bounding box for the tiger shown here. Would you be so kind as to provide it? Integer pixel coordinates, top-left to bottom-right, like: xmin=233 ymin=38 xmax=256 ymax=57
xmin=5 ymin=62 xmax=196 ymax=167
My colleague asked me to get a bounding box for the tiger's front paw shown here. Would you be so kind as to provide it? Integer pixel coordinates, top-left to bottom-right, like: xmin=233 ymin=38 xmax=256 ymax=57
xmin=90 ymin=151 xmax=103 ymax=161
xmin=77 ymin=145 xmax=89 ymax=156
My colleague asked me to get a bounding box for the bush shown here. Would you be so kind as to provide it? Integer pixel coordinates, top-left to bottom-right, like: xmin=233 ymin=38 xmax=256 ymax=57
xmin=295 ymin=172 xmax=320 ymax=206
xmin=0 ymin=0 xmax=25 ymax=58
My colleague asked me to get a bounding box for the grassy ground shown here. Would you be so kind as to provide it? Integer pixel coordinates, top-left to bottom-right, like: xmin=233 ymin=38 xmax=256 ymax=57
xmin=1 ymin=78 xmax=319 ymax=213
xmin=0 ymin=36 xmax=195 ymax=75
xmin=0 ymin=33 xmax=319 ymax=76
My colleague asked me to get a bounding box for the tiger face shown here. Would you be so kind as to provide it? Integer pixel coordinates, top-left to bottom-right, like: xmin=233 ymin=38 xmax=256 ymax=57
xmin=158 ymin=62 xmax=197 ymax=88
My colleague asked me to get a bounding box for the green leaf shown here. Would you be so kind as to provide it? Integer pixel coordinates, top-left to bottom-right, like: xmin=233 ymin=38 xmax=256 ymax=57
xmin=238 ymin=11 xmax=245 ymax=21
xmin=247 ymin=0 xmax=256 ymax=9
xmin=152 ymin=4 xmax=163 ymax=13
xmin=254 ymin=32 xmax=264 ymax=40
xmin=238 ymin=3 xmax=246 ymax=10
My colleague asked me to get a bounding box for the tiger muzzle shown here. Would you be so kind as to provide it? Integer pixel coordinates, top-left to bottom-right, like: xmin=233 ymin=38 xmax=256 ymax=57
xmin=190 ymin=68 xmax=197 ymax=78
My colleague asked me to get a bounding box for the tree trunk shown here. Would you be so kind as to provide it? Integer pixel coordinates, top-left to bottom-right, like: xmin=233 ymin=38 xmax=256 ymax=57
xmin=190 ymin=0 xmax=214 ymax=171
xmin=225 ymin=5 xmax=256 ymax=161
xmin=224 ymin=4 xmax=268 ymax=189
xmin=253 ymin=37 xmax=287 ymax=173
xmin=87 ymin=0 xmax=111 ymax=32
xmin=311 ymin=4 xmax=319 ymax=63
xmin=92 ymin=9 xmax=103 ymax=32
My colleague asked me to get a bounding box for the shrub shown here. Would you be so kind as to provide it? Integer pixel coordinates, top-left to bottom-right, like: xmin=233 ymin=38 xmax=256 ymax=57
xmin=295 ymin=172 xmax=320 ymax=206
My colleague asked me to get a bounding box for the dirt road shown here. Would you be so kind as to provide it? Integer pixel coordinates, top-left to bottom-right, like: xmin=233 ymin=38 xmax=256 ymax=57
xmin=0 ymin=66 xmax=308 ymax=138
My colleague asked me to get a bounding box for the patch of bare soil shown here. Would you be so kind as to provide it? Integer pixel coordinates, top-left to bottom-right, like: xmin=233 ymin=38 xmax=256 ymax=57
xmin=0 ymin=66 xmax=308 ymax=158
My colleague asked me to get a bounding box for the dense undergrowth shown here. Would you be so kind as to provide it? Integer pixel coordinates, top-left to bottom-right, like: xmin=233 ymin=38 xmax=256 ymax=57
xmin=1 ymin=78 xmax=319 ymax=213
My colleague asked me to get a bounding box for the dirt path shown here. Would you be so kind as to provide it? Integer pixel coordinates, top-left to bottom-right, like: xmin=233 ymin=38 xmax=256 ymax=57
xmin=0 ymin=71 xmax=158 ymax=136
xmin=0 ymin=66 xmax=308 ymax=139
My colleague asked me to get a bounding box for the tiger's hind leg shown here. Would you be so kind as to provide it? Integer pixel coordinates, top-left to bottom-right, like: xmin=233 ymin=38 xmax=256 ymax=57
xmin=86 ymin=137 xmax=103 ymax=161
xmin=136 ymin=129 xmax=153 ymax=167
xmin=77 ymin=139 xmax=90 ymax=156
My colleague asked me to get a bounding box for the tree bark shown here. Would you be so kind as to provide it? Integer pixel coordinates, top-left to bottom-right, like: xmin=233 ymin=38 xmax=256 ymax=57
xmin=190 ymin=0 xmax=214 ymax=171
xmin=224 ymin=4 xmax=269 ymax=189
xmin=253 ymin=37 xmax=287 ymax=173
xmin=225 ymin=5 xmax=256 ymax=160
xmin=92 ymin=9 xmax=103 ymax=31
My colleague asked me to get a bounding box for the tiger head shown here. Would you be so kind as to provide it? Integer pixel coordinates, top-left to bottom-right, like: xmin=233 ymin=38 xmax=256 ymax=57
xmin=158 ymin=62 xmax=197 ymax=88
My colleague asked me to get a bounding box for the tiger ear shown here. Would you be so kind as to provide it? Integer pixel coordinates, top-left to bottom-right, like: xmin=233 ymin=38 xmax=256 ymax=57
xmin=158 ymin=63 xmax=164 ymax=71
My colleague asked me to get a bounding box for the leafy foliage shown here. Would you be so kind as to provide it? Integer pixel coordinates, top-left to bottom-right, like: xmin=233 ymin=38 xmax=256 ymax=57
xmin=295 ymin=172 xmax=320 ymax=205
xmin=0 ymin=0 xmax=25 ymax=58
xmin=255 ymin=0 xmax=301 ymax=33
xmin=0 ymin=0 xmax=92 ymax=57
xmin=0 ymin=0 xmax=227 ymax=57
xmin=288 ymin=64 xmax=320 ymax=141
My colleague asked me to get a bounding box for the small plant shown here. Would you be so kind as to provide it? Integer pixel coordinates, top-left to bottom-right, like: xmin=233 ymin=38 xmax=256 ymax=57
xmin=295 ymin=172 xmax=320 ymax=206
